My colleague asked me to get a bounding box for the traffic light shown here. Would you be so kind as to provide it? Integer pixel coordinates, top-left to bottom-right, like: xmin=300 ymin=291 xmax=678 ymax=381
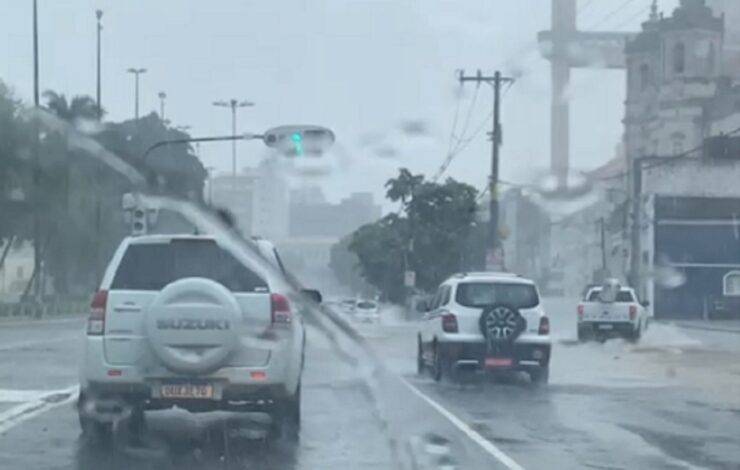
xmin=122 ymin=193 xmax=158 ymax=236
xmin=291 ymin=132 xmax=304 ymax=156
xmin=131 ymin=208 xmax=147 ymax=236
xmin=262 ymin=125 xmax=335 ymax=157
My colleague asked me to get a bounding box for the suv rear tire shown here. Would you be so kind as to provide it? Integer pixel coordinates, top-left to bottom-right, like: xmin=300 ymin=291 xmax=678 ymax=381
xmin=417 ymin=336 xmax=425 ymax=375
xmin=529 ymin=365 xmax=549 ymax=386
xmin=432 ymin=342 xmax=443 ymax=382
xmin=269 ymin=383 xmax=301 ymax=440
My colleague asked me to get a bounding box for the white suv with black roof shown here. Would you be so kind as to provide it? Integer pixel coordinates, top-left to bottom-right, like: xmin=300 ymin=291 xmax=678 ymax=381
xmin=417 ymin=272 xmax=551 ymax=384
xmin=78 ymin=235 xmax=308 ymax=440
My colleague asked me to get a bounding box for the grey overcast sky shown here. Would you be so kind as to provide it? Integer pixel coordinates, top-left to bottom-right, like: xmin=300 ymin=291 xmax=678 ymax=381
xmin=1 ymin=0 xmax=680 ymax=206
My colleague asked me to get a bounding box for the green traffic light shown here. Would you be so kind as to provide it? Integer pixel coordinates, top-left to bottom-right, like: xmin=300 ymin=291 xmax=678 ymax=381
xmin=291 ymin=132 xmax=304 ymax=156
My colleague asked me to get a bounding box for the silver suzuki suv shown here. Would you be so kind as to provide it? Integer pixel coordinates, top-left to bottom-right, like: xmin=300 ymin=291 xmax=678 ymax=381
xmin=78 ymin=235 xmax=308 ymax=440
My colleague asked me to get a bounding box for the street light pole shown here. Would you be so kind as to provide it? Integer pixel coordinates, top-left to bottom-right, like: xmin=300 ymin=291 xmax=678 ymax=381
xmin=95 ymin=9 xmax=103 ymax=119
xmin=158 ymin=91 xmax=167 ymax=121
xmin=32 ymin=0 xmax=41 ymax=297
xmin=126 ymin=68 xmax=147 ymax=119
xmin=212 ymin=99 xmax=254 ymax=177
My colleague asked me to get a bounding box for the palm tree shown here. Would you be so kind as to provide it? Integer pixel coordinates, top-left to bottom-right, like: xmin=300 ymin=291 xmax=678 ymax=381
xmin=42 ymin=90 xmax=100 ymax=122
xmin=385 ymin=168 xmax=424 ymax=205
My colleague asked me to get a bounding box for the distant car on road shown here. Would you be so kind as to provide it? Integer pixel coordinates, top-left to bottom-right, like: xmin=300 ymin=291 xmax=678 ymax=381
xmin=354 ymin=300 xmax=380 ymax=323
xmin=78 ymin=235 xmax=316 ymax=442
xmin=417 ymin=272 xmax=551 ymax=385
xmin=578 ymin=280 xmax=650 ymax=341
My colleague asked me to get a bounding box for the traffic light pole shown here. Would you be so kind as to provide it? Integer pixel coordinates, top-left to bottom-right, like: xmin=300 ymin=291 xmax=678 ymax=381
xmin=458 ymin=70 xmax=514 ymax=267
xmin=141 ymin=134 xmax=264 ymax=166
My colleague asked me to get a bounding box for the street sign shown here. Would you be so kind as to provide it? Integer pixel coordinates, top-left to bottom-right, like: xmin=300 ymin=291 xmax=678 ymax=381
xmin=404 ymin=271 xmax=416 ymax=288
xmin=485 ymin=247 xmax=505 ymax=271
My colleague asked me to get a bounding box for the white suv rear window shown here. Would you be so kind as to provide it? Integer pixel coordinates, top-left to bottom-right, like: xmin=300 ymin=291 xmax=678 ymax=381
xmin=455 ymin=282 xmax=539 ymax=309
xmin=111 ymin=239 xmax=268 ymax=292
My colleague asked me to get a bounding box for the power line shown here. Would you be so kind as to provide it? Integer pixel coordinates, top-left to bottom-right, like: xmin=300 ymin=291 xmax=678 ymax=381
xmin=610 ymin=3 xmax=651 ymax=30
xmin=433 ymin=81 xmax=515 ymax=183
xmin=586 ymin=0 xmax=640 ymax=30
xmin=578 ymin=0 xmax=599 ymax=15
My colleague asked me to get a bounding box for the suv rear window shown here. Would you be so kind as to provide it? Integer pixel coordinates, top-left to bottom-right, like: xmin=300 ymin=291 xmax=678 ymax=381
xmin=356 ymin=301 xmax=376 ymax=309
xmin=111 ymin=240 xmax=268 ymax=292
xmin=455 ymin=282 xmax=539 ymax=309
xmin=587 ymin=290 xmax=635 ymax=302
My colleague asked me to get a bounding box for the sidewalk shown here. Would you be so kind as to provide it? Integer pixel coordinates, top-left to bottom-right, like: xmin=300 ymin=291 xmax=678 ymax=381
xmin=671 ymin=320 xmax=740 ymax=334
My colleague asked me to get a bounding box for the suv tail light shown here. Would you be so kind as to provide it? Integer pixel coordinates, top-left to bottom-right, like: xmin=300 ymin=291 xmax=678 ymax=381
xmin=441 ymin=312 xmax=458 ymax=333
xmin=271 ymin=293 xmax=292 ymax=325
xmin=87 ymin=290 xmax=108 ymax=335
xmin=538 ymin=316 xmax=550 ymax=335
xmin=577 ymin=304 xmax=584 ymax=320
xmin=629 ymin=305 xmax=637 ymax=321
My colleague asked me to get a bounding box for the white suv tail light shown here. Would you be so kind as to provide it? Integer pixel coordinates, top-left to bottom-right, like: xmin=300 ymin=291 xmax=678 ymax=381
xmin=629 ymin=305 xmax=637 ymax=321
xmin=538 ymin=316 xmax=550 ymax=335
xmin=87 ymin=290 xmax=108 ymax=335
xmin=271 ymin=293 xmax=292 ymax=325
xmin=441 ymin=312 xmax=458 ymax=333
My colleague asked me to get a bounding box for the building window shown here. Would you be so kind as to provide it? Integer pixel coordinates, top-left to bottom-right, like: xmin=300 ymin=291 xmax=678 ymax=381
xmin=707 ymin=41 xmax=716 ymax=74
xmin=673 ymin=42 xmax=686 ymax=74
xmin=640 ymin=64 xmax=650 ymax=90
xmin=724 ymin=271 xmax=740 ymax=297
xmin=671 ymin=132 xmax=686 ymax=155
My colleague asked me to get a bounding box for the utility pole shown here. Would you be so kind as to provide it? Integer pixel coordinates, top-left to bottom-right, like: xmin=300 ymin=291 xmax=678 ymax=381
xmin=31 ymin=0 xmax=41 ymax=298
xmin=599 ymin=217 xmax=607 ymax=272
xmin=628 ymin=157 xmax=644 ymax=291
xmin=95 ymin=10 xmax=103 ymax=119
xmin=158 ymin=91 xmax=167 ymax=121
xmin=212 ymin=99 xmax=255 ymax=178
xmin=206 ymin=166 xmax=215 ymax=205
xmin=126 ymin=68 xmax=147 ymax=119
xmin=458 ymin=70 xmax=514 ymax=269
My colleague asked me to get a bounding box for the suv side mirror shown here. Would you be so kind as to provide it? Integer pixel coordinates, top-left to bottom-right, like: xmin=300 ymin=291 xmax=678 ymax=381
xmin=301 ymin=289 xmax=322 ymax=304
xmin=641 ymin=300 xmax=650 ymax=307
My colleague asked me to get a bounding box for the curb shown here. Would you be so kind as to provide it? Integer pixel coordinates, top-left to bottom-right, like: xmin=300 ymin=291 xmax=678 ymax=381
xmin=671 ymin=322 xmax=740 ymax=335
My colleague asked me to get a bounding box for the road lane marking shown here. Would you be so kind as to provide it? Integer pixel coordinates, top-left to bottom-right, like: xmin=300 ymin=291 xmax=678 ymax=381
xmin=0 ymin=336 xmax=79 ymax=352
xmin=0 ymin=385 xmax=79 ymax=435
xmin=400 ymin=378 xmax=525 ymax=470
xmin=0 ymin=316 xmax=84 ymax=328
xmin=0 ymin=389 xmax=53 ymax=403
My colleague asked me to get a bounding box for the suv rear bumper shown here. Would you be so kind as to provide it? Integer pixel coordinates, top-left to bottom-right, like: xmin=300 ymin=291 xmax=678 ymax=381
xmin=82 ymin=380 xmax=291 ymax=416
xmin=437 ymin=340 xmax=551 ymax=372
xmin=79 ymin=337 xmax=301 ymax=416
xmin=578 ymin=321 xmax=636 ymax=338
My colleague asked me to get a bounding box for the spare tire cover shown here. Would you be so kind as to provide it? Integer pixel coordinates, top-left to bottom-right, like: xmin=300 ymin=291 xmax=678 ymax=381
xmin=146 ymin=278 xmax=240 ymax=374
xmin=479 ymin=304 xmax=526 ymax=351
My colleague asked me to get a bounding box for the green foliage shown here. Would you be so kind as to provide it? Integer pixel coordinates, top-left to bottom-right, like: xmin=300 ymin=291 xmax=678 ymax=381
xmin=0 ymin=81 xmax=207 ymax=295
xmin=342 ymin=168 xmax=481 ymax=302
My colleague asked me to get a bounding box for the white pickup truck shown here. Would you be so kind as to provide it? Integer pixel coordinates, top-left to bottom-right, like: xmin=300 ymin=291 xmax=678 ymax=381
xmin=577 ymin=282 xmax=650 ymax=342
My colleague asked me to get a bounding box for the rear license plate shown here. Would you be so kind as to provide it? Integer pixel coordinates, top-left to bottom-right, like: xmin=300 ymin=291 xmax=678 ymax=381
xmin=597 ymin=324 xmax=614 ymax=330
xmin=161 ymin=383 xmax=214 ymax=399
xmin=485 ymin=357 xmax=513 ymax=368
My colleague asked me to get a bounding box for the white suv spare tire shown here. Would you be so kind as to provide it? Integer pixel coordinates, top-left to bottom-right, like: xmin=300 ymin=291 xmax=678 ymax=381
xmin=146 ymin=277 xmax=240 ymax=374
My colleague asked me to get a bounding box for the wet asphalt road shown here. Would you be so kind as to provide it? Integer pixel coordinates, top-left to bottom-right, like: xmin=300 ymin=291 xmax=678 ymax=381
xmin=0 ymin=299 xmax=739 ymax=469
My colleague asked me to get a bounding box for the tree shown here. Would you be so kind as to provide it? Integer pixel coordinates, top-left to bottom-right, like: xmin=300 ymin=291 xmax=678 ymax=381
xmin=329 ymin=234 xmax=374 ymax=295
xmin=42 ymin=91 xmax=100 ymax=122
xmin=343 ymin=169 xmax=481 ymax=303
xmin=1 ymin=85 xmax=208 ymax=296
